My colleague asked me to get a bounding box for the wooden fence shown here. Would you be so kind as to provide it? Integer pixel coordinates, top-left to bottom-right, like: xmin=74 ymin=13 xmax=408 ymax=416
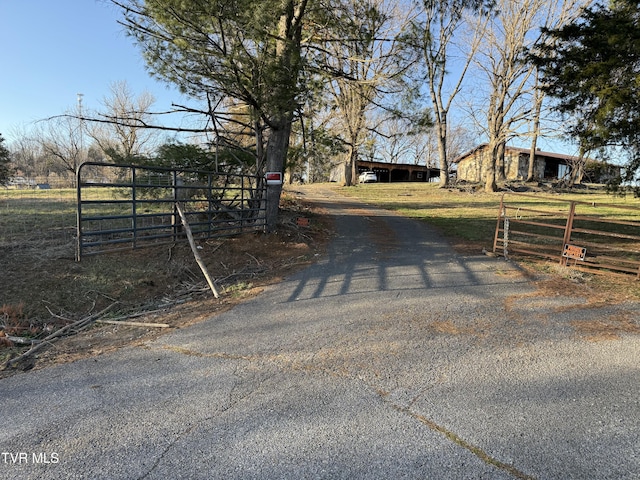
xmin=493 ymin=192 xmax=640 ymax=278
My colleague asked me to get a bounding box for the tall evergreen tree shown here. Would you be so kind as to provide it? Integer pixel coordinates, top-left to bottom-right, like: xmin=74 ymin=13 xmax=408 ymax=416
xmin=535 ymin=0 xmax=640 ymax=183
xmin=0 ymin=134 xmax=12 ymax=185
xmin=113 ymin=0 xmax=309 ymax=229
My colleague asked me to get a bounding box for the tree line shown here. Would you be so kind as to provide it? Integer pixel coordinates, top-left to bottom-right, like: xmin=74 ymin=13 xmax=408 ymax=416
xmin=3 ymin=0 xmax=639 ymax=224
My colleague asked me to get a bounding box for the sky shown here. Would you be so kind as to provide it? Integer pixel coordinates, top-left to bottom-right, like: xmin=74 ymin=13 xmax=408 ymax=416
xmin=0 ymin=0 xmax=193 ymax=143
xmin=0 ymin=0 xmax=577 ymax=157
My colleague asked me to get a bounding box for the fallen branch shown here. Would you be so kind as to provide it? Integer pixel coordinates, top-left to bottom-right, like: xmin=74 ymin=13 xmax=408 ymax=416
xmin=95 ymin=319 xmax=170 ymax=328
xmin=175 ymin=202 xmax=220 ymax=299
xmin=246 ymin=252 xmax=261 ymax=266
xmin=215 ymin=261 xmax=267 ymax=284
xmin=4 ymin=303 xmax=117 ymax=370
xmin=205 ymin=240 xmax=226 ymax=254
xmin=5 ymin=335 xmax=37 ymax=345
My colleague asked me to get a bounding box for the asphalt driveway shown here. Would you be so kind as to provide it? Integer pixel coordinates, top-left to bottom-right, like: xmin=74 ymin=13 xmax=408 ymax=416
xmin=2 ymin=187 xmax=639 ymax=479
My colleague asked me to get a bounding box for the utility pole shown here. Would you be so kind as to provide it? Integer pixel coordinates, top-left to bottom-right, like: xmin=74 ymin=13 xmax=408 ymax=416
xmin=77 ymin=93 xmax=85 ymax=174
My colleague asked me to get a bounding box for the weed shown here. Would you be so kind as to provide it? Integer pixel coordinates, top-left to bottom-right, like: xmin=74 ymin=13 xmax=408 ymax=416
xmin=0 ymin=303 xmax=28 ymax=336
xmin=224 ymin=282 xmax=254 ymax=296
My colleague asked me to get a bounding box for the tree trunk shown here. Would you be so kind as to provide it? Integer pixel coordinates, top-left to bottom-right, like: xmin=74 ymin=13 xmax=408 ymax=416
xmin=484 ymin=141 xmax=498 ymax=192
xmin=496 ymin=141 xmax=506 ymax=181
xmin=436 ymin=119 xmax=449 ymax=187
xmin=485 ymin=91 xmax=502 ymax=192
xmin=527 ymin=87 xmax=543 ymax=182
xmin=344 ymin=146 xmax=358 ymax=186
xmin=263 ymin=0 xmax=307 ymax=230
xmin=567 ymin=153 xmax=585 ymax=187
xmin=527 ymin=138 xmax=538 ymax=182
xmin=265 ymin=119 xmax=292 ymax=231
xmin=497 ymin=142 xmax=506 ymax=181
xmin=344 ymin=161 xmax=352 ymax=186
xmin=351 ymin=150 xmax=358 ymax=185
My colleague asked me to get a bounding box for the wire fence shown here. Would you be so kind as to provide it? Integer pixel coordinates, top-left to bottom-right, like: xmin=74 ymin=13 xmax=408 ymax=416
xmin=2 ymin=163 xmax=269 ymax=263
xmin=0 ymin=184 xmax=77 ymax=259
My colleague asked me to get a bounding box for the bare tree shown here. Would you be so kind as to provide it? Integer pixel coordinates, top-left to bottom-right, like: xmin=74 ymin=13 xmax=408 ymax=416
xmin=34 ymin=101 xmax=86 ymax=185
xmin=6 ymin=126 xmax=45 ymax=179
xmin=469 ymin=0 xmax=542 ymax=192
xmin=89 ymin=80 xmax=159 ymax=162
xmin=409 ymin=0 xmax=491 ymax=187
xmin=322 ymin=0 xmax=417 ymax=185
xmin=469 ymin=0 xmax=590 ymax=192
xmin=377 ymin=116 xmax=424 ymax=165
xmin=526 ymin=0 xmax=590 ymax=182
xmin=375 ymin=113 xmax=474 ymax=171
xmin=526 ymin=71 xmax=545 ymax=181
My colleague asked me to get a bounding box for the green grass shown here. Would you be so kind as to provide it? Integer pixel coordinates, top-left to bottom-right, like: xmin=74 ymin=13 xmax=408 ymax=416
xmin=334 ymin=183 xmax=503 ymax=247
xmin=0 ymin=188 xmax=77 ymax=248
xmin=333 ymin=182 xmax=640 ymax=252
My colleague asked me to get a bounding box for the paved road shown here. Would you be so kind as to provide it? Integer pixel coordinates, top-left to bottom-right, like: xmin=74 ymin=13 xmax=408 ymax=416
xmin=2 ymin=187 xmax=639 ymax=479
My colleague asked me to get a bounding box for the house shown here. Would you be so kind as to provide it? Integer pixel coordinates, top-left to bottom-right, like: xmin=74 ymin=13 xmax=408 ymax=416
xmin=453 ymin=144 xmax=583 ymax=183
xmin=454 ymin=143 xmax=624 ymax=183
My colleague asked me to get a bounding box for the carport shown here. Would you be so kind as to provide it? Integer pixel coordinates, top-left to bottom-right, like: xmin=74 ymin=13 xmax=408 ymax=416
xmin=357 ymin=160 xmax=438 ymax=183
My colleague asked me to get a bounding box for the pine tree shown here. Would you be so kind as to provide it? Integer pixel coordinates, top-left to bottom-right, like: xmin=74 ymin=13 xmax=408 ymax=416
xmin=114 ymin=0 xmax=309 ymax=230
xmin=535 ymin=0 xmax=640 ymax=183
xmin=0 ymin=134 xmax=13 ymax=185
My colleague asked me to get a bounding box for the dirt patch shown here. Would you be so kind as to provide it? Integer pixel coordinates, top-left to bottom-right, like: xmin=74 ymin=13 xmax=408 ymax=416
xmin=502 ymin=262 xmax=640 ymax=342
xmin=571 ymin=312 xmax=640 ymax=342
xmin=1 ymin=191 xmax=331 ymax=377
xmin=523 ymin=264 xmax=640 ymax=306
xmin=428 ymin=319 xmax=490 ymax=338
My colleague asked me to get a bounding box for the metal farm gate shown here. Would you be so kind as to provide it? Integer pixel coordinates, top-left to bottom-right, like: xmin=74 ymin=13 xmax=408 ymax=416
xmin=76 ymin=162 xmax=266 ymax=260
xmin=494 ymin=192 xmax=640 ymax=278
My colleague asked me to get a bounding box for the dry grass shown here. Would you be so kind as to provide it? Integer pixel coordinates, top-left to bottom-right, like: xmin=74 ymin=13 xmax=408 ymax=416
xmin=0 ymin=189 xmax=331 ymax=375
xmin=571 ymin=313 xmax=640 ymax=342
xmin=428 ymin=319 xmax=490 ymax=338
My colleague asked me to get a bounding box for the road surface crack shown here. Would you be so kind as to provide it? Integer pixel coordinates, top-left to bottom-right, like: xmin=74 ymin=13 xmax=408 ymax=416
xmin=390 ymin=401 xmax=537 ymax=480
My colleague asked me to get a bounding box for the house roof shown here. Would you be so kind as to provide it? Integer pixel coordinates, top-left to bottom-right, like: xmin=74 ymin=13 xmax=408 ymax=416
xmin=453 ymin=143 xmax=582 ymax=164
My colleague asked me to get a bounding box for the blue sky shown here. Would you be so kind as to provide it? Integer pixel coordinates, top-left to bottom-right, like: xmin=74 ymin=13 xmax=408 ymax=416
xmin=0 ymin=0 xmax=191 ymax=142
xmin=0 ymin=0 xmax=577 ymax=157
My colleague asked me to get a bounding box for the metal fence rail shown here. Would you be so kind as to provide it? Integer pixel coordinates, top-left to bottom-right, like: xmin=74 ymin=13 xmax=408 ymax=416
xmin=77 ymin=162 xmax=266 ymax=260
xmin=493 ymin=192 xmax=640 ymax=278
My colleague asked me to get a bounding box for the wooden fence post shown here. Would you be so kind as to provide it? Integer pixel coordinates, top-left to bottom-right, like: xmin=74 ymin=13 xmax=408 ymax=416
xmin=560 ymin=201 xmax=577 ymax=266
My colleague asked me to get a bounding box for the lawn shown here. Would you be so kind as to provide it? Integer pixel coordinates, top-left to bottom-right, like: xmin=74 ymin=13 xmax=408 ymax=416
xmin=333 ymin=182 xmax=640 ymax=252
xmin=330 ymin=180 xmax=640 ymax=289
xmin=0 ymin=188 xmax=77 ymax=249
